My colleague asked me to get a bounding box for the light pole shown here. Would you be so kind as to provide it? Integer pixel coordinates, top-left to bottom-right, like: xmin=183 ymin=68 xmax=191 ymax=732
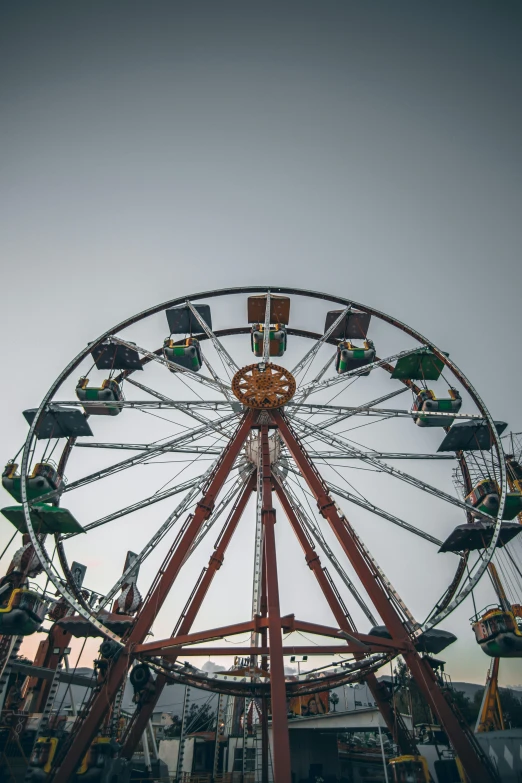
xmin=289 ymin=655 xmax=308 ymax=677
xmin=290 ymin=656 xmax=308 ymax=716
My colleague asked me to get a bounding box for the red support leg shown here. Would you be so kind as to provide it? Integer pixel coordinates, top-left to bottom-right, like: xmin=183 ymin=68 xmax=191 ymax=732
xmin=272 ymin=474 xmax=418 ymax=755
xmin=274 ymin=411 xmax=497 ymax=783
xmin=120 ymin=471 xmax=256 ymax=758
xmin=260 ymin=425 xmax=292 ymax=783
xmin=26 ymin=624 xmax=73 ymax=713
xmin=260 ymin=542 xmax=269 ymax=783
xmin=52 ymin=412 xmax=255 ymax=783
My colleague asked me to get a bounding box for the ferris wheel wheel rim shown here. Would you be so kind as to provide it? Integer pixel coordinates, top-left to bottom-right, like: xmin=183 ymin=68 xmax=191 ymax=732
xmin=17 ymin=286 xmax=506 ymax=650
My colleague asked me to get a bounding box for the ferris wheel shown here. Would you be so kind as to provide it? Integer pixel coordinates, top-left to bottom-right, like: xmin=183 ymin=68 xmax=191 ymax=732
xmin=0 ymin=286 xmax=515 ymax=783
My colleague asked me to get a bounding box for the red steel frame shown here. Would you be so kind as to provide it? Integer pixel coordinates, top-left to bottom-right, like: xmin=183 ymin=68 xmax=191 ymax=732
xmin=259 ymin=423 xmax=292 ymax=780
xmin=120 ymin=471 xmax=257 ymax=758
xmin=51 ymin=408 xmax=496 ymax=783
xmin=52 ymin=411 xmax=255 ymax=782
xmin=274 ymin=410 xmax=496 ymax=783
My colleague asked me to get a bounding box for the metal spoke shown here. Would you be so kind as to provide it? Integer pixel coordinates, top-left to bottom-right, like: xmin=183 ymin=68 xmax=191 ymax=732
xmin=125 ymin=377 xmax=239 ymax=427
xmin=52 ymin=399 xmax=237 ymax=411
xmin=278 ymin=433 xmax=419 ymax=631
xmin=97 ymin=480 xmax=206 ymax=611
xmin=272 ymin=468 xmax=377 ymax=625
xmin=200 ymin=353 xmax=237 ymax=404
xmin=294 ymin=346 xmax=429 ymax=399
xmin=287 ymin=352 xmax=335 ymax=416
xmin=309 ymin=451 xmax=455 ymax=461
xmin=186 ymin=468 xmax=255 ymax=558
xmin=66 ymin=474 xmax=207 ymax=537
xmin=251 ymin=458 xmax=264 ymax=653
xmin=291 ymin=306 xmax=350 ymax=376
xmin=262 ymin=290 xmax=271 ymax=363
xmin=287 ymin=401 xmax=484 ymax=422
xmin=325 ymin=478 xmax=443 ymax=546
xmin=314 ymin=388 xmax=408 ymax=430
xmin=291 ymin=417 xmax=488 ymax=517
xmin=282 ymin=462 xmax=443 ymax=545
xmin=38 ymin=413 xmax=239 ymax=501
xmin=74 ymin=442 xmax=223 ymax=455
xmin=110 ymin=336 xmax=230 ymax=396
xmin=186 ymin=299 xmax=239 ymax=375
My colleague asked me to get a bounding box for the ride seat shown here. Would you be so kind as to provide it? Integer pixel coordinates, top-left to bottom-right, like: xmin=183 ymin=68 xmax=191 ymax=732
xmin=2 ymin=461 xmax=63 ymax=503
xmin=472 ymin=607 xmax=522 ymax=658
xmin=28 ymin=736 xmax=59 ymax=776
xmin=336 ymin=340 xmax=375 ymax=375
xmin=412 ymin=389 xmax=462 ymax=427
xmin=388 ymin=755 xmax=430 ymax=782
xmin=251 ymin=324 xmax=287 ymax=357
xmin=465 ymin=479 xmax=522 ymax=520
xmin=163 ymin=337 xmax=203 ymax=372
xmin=76 ymin=377 xmax=123 ymax=416
xmin=0 ymin=588 xmax=47 ymax=635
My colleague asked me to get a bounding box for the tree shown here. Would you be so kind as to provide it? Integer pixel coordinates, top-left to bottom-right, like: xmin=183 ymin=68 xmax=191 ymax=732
xmin=500 ymin=688 xmax=522 ymax=728
xmin=162 ymin=702 xmax=217 ymax=738
xmin=392 ymin=660 xmax=481 ymax=728
xmin=448 ymin=688 xmax=480 ymax=726
xmin=163 ymin=715 xmax=182 ymax=738
xmin=392 ymin=660 xmax=432 ymax=726
xmin=330 ymin=692 xmax=339 ymax=712
xmin=184 ymin=702 xmax=216 ymax=734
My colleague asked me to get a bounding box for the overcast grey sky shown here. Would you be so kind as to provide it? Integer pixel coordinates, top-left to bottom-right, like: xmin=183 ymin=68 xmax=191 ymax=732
xmin=1 ymin=2 xmax=521 ymax=687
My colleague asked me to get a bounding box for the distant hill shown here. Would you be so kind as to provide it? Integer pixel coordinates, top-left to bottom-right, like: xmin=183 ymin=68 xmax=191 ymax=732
xmin=451 ymin=682 xmax=484 ymax=701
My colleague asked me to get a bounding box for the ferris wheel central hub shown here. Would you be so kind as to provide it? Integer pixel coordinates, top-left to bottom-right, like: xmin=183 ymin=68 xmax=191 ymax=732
xmin=232 ymin=362 xmax=296 ymax=409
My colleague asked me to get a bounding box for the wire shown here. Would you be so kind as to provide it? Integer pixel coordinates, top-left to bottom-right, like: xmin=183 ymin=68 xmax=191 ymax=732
xmin=336 ymin=416 xmax=391 ymax=436
xmin=0 ymin=531 xmax=18 ymax=562
xmin=150 ymin=431 xmax=225 ymax=495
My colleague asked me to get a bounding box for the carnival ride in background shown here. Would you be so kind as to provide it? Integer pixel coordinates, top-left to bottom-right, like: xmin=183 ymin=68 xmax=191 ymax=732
xmin=0 ymin=287 xmax=520 ymax=782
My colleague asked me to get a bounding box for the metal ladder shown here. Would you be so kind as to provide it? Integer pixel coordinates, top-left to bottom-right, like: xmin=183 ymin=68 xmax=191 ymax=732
xmin=242 ymin=696 xmax=252 ymax=781
xmin=0 ymin=635 xmax=22 ymax=712
xmin=175 ymin=684 xmax=191 ymax=781
xmin=254 ymin=704 xmax=273 ymax=783
xmin=35 ymin=664 xmax=62 ymax=737
xmin=109 ymin=682 xmax=125 ymax=740
xmin=442 ymin=685 xmax=501 ymax=782
xmin=213 ymin=693 xmax=227 ymax=779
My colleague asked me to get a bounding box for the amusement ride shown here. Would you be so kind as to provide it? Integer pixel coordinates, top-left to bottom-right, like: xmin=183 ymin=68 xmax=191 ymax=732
xmin=0 ymin=286 xmax=520 ymax=783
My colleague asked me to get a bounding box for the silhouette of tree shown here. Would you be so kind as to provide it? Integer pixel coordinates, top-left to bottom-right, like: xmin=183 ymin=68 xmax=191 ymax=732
xmin=500 ymin=688 xmax=522 ymax=728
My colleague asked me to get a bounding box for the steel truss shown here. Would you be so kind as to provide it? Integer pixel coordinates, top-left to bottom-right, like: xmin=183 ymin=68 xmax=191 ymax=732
xmin=43 ymin=412 xmax=497 ymax=782
xmin=11 ymin=287 xmax=506 ymax=783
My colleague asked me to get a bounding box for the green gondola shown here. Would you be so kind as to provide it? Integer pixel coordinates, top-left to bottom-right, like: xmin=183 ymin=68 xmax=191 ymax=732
xmin=2 ymin=461 xmax=63 ymax=503
xmin=251 ymin=324 xmax=287 ymax=357
xmin=76 ymin=377 xmax=123 ymax=416
xmin=164 ymin=337 xmax=203 ymax=371
xmin=336 ymin=340 xmax=375 ymax=375
xmin=0 ymin=588 xmax=47 ymax=635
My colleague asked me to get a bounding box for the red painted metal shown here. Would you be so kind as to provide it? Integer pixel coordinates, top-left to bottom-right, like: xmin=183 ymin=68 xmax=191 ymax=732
xmin=120 ymin=472 xmax=256 ymax=758
xmin=135 ymin=620 xmax=257 ymax=654
xmin=152 ymin=645 xmax=380 ymax=656
xmin=260 ymin=424 xmax=292 ymax=782
xmin=273 ymin=475 xmax=418 ymax=755
xmin=135 ymin=616 xmax=398 ymax=656
xmin=120 ymin=471 xmax=257 ymax=757
xmin=260 ymin=545 xmax=269 ymax=783
xmin=274 ymin=411 xmax=497 ymax=783
xmin=52 ymin=412 xmax=255 ymax=782
xmin=26 ymin=623 xmax=73 ymax=712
